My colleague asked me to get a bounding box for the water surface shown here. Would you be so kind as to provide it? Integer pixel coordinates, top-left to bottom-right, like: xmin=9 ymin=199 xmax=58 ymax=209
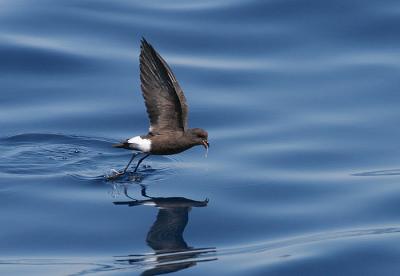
xmin=1 ymin=0 xmax=400 ymax=275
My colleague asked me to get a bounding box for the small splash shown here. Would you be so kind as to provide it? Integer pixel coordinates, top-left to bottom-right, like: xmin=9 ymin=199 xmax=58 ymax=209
xmin=104 ymin=169 xmax=144 ymax=182
xmin=109 ymin=183 xmax=124 ymax=199
xmin=104 ymin=169 xmax=125 ymax=181
xmin=129 ymin=173 xmax=143 ymax=182
xmin=104 ymin=165 xmax=173 ymax=186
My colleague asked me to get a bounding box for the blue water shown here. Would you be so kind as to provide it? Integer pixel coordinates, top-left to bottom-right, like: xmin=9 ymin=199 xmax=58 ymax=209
xmin=1 ymin=0 xmax=400 ymax=275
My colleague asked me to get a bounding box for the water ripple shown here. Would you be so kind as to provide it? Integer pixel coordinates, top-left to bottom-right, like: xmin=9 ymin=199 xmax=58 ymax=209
xmin=352 ymin=169 xmax=400 ymax=177
xmin=220 ymin=225 xmax=400 ymax=257
xmin=1 ymin=0 xmax=400 ymax=275
xmin=0 ymin=134 xmax=173 ymax=180
xmin=126 ymin=0 xmax=246 ymax=11
xmin=1 ymin=225 xmax=398 ymax=275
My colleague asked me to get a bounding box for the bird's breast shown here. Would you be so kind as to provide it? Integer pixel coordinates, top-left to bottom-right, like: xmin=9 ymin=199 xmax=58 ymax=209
xmin=149 ymin=135 xmax=194 ymax=155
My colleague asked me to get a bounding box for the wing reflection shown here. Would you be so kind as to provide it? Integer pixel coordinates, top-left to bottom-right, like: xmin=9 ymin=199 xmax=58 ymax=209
xmin=113 ymin=185 xmax=216 ymax=275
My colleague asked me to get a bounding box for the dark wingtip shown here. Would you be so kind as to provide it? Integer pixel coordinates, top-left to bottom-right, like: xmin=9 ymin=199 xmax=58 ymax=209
xmin=140 ymin=38 xmax=159 ymax=59
xmin=140 ymin=37 xmax=151 ymax=50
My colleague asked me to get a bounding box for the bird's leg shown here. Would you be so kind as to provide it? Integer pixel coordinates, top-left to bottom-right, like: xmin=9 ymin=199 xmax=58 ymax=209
xmin=134 ymin=154 xmax=150 ymax=172
xmin=106 ymin=152 xmax=140 ymax=180
xmin=123 ymin=185 xmax=137 ymax=200
xmin=123 ymin=152 xmax=139 ymax=173
xmin=140 ymin=184 xmax=151 ymax=198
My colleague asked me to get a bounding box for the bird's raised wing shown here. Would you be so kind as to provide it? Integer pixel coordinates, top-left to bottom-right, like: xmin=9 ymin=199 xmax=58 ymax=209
xmin=140 ymin=38 xmax=189 ymax=135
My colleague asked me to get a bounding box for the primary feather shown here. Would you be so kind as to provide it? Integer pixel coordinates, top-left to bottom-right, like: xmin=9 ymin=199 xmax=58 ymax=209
xmin=140 ymin=38 xmax=189 ymax=135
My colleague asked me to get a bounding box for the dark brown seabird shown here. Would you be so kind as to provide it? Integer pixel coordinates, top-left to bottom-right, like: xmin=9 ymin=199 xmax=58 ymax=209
xmin=111 ymin=39 xmax=209 ymax=177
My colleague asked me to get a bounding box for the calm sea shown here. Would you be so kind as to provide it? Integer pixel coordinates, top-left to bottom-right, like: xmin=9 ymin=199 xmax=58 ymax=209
xmin=1 ymin=0 xmax=400 ymax=275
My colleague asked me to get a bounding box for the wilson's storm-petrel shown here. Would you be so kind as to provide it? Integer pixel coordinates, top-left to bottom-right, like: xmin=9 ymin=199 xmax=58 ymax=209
xmin=111 ymin=39 xmax=209 ymax=177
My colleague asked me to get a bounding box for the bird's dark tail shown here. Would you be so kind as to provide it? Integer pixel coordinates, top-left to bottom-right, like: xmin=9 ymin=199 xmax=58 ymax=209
xmin=112 ymin=142 xmax=129 ymax=149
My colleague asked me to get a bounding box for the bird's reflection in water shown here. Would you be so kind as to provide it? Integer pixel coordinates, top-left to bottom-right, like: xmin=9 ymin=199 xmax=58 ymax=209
xmin=113 ymin=185 xmax=217 ymax=275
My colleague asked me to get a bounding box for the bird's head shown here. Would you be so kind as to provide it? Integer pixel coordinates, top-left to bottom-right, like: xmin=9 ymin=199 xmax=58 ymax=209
xmin=189 ymin=128 xmax=209 ymax=150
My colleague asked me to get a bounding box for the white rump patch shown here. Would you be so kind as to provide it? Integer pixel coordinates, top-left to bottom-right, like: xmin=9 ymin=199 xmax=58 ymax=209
xmin=127 ymin=136 xmax=152 ymax=152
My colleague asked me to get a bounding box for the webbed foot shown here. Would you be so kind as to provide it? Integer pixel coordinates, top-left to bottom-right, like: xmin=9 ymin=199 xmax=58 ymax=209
xmin=106 ymin=169 xmax=125 ymax=181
